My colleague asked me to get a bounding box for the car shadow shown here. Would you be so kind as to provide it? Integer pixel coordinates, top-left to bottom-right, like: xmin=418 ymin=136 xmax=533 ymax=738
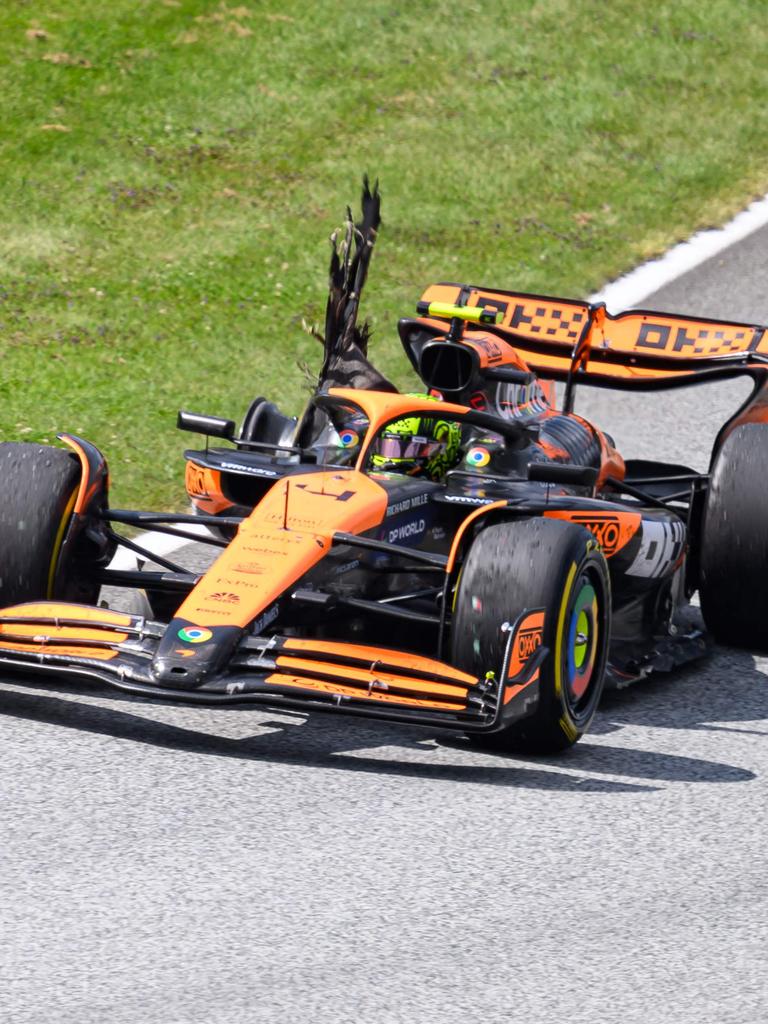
xmin=595 ymin=644 xmax=768 ymax=734
xmin=1 ymin=648 xmax=760 ymax=789
xmin=513 ymin=644 xmax=766 ymax=784
xmin=0 ymin=681 xmax=652 ymax=792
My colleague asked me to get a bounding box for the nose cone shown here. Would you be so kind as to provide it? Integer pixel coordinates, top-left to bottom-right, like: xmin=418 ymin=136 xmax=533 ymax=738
xmin=151 ymin=621 xmax=243 ymax=688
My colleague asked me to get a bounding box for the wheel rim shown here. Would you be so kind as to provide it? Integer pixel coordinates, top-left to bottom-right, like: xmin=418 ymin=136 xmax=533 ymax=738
xmin=564 ymin=575 xmax=599 ymax=710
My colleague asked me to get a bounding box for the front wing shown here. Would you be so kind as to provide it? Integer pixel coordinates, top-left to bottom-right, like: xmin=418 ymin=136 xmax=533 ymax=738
xmin=0 ymin=602 xmax=546 ymax=734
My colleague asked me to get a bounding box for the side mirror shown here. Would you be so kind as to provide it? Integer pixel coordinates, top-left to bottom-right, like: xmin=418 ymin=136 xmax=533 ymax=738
xmin=177 ymin=410 xmax=235 ymax=440
xmin=527 ymin=463 xmax=598 ymax=488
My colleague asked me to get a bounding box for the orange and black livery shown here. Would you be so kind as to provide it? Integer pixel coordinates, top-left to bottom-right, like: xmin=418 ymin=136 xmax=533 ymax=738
xmin=0 ymin=182 xmax=765 ymax=753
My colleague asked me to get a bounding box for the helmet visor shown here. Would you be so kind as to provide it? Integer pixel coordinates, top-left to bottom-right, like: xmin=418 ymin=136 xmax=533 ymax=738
xmin=375 ymin=435 xmax=444 ymax=462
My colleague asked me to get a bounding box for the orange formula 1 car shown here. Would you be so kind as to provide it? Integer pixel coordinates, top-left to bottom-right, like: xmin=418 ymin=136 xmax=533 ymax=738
xmin=1 ymin=183 xmax=766 ymax=753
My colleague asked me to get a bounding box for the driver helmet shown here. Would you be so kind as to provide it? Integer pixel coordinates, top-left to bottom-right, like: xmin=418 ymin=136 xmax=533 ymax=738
xmin=371 ymin=396 xmax=461 ymax=481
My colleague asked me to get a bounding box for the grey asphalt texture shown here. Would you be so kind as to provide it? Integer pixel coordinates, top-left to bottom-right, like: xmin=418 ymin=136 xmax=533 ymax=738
xmin=3 ymin=226 xmax=768 ymax=1024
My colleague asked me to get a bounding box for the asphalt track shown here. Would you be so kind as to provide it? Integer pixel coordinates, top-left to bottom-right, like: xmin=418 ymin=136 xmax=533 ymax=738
xmin=3 ymin=228 xmax=768 ymax=1024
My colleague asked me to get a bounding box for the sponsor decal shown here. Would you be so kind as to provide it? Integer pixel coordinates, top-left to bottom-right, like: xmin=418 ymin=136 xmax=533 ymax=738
xmin=388 ymin=518 xmax=426 ymax=544
xmin=334 ymin=559 xmax=360 ymax=576
xmin=243 ymin=530 xmax=304 ymax=547
xmin=570 ymin=514 xmax=624 ymax=556
xmin=211 ymin=574 xmax=265 ymax=591
xmin=471 ymin=337 xmax=504 ymax=364
xmin=209 ymin=591 xmax=240 ymax=604
xmin=475 ymin=297 xmax=508 ymax=317
xmin=263 ymin=513 xmax=324 ymax=530
xmin=504 ymin=299 xmax=585 ymax=341
xmin=545 ymin=511 xmax=641 ymax=558
xmin=174 ymin=648 xmax=196 ymax=658
xmin=634 ymin=321 xmax=755 ymax=356
xmin=517 ymin=626 xmax=543 ymax=660
xmin=339 ymin=429 xmax=359 ymax=448
xmin=386 ymin=493 xmax=429 ymax=517
xmin=444 ymin=494 xmax=492 ymax=505
xmin=626 ymin=519 xmax=686 ymax=579
xmin=232 ymin=561 xmax=266 ymax=575
xmin=219 ymin=461 xmax=279 ymax=477
xmin=186 ymin=464 xmax=210 ymax=498
xmin=497 ymin=380 xmax=551 ymax=418
xmin=240 ymin=546 xmax=291 ymax=559
xmin=196 ymin=607 xmax=242 ymax=616
xmin=253 ymin=604 xmax=279 ymax=635
xmin=503 ymin=608 xmax=546 ymax=701
xmin=466 ymin=446 xmax=491 ymax=468
xmin=177 ymin=626 xmax=213 ymax=644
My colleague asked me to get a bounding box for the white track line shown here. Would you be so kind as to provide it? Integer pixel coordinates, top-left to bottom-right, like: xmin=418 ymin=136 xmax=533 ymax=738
xmin=119 ymin=191 xmax=768 ymax=565
xmin=590 ymin=192 xmax=768 ymax=312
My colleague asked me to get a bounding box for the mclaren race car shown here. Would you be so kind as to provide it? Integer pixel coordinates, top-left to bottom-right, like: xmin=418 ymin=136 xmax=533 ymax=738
xmin=1 ymin=183 xmax=766 ymax=753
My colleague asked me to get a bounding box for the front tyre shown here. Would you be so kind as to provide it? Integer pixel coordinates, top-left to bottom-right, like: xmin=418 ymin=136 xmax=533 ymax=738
xmin=452 ymin=518 xmax=610 ymax=753
xmin=0 ymin=442 xmax=95 ymax=606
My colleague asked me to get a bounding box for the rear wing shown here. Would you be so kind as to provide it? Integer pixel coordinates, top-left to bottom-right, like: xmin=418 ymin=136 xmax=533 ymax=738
xmin=411 ymin=282 xmax=768 ymax=390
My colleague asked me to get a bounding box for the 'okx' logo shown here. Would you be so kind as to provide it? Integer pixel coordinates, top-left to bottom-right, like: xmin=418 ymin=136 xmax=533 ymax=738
xmin=517 ymin=626 xmax=543 ymax=660
xmin=570 ymin=514 xmax=624 ymax=556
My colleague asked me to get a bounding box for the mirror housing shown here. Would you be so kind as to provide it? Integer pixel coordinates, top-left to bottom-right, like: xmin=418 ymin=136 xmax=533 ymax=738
xmin=177 ymin=410 xmax=235 ymax=440
xmin=527 ymin=462 xmax=599 ymax=488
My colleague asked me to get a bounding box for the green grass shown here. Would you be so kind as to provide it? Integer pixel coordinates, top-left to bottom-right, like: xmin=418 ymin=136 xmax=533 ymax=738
xmin=1 ymin=0 xmax=768 ymax=508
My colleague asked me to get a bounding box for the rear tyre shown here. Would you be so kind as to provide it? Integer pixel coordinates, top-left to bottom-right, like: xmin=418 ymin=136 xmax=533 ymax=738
xmin=700 ymin=424 xmax=768 ymax=648
xmin=0 ymin=442 xmax=94 ymax=606
xmin=452 ymin=518 xmax=610 ymax=753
